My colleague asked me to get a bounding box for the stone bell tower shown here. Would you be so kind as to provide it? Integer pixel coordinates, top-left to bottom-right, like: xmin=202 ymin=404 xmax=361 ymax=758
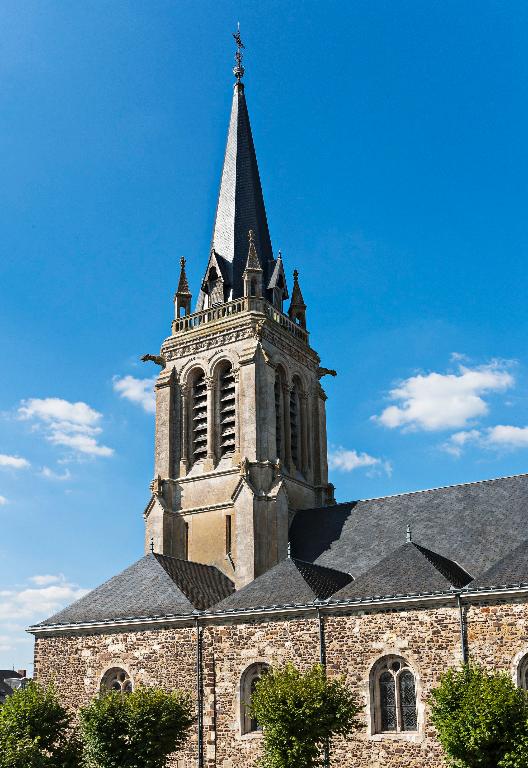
xmin=144 ymin=35 xmax=335 ymax=588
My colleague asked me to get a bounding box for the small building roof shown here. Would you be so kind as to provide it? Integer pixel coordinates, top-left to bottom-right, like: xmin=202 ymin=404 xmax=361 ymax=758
xmin=37 ymin=554 xmax=234 ymax=627
xmin=213 ymin=557 xmax=352 ymax=612
xmin=331 ymin=542 xmax=472 ymax=602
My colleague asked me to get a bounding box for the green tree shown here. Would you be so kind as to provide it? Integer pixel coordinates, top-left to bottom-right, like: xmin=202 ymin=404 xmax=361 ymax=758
xmin=79 ymin=686 xmax=194 ymax=768
xmin=249 ymin=662 xmax=361 ymax=768
xmin=430 ymin=663 xmax=528 ymax=768
xmin=0 ymin=682 xmax=82 ymax=768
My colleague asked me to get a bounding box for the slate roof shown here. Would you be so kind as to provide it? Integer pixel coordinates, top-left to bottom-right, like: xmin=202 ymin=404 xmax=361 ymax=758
xmin=290 ymin=474 xmax=528 ymax=580
xmin=0 ymin=670 xmax=22 ymax=682
xmin=468 ymin=539 xmax=528 ymax=591
xmin=202 ymin=80 xmax=274 ymax=303
xmin=213 ymin=557 xmax=352 ymax=612
xmin=37 ymin=554 xmax=234 ymax=627
xmin=332 ymin=542 xmax=472 ymax=602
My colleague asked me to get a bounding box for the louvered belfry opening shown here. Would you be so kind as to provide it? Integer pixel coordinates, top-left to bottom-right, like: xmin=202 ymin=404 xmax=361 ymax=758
xmin=290 ymin=382 xmax=301 ymax=469
xmin=219 ymin=364 xmax=236 ymax=457
xmin=192 ymin=371 xmax=208 ymax=463
xmin=274 ymin=373 xmax=283 ymax=461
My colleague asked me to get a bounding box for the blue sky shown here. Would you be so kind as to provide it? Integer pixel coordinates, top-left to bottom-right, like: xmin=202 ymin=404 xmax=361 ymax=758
xmin=1 ymin=0 xmax=528 ymax=671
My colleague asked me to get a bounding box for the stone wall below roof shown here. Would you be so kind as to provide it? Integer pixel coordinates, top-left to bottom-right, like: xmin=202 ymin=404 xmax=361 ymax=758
xmin=33 ymin=598 xmax=528 ymax=768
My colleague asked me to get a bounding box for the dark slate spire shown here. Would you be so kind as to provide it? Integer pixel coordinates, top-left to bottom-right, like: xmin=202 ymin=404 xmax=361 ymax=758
xmin=200 ymin=32 xmax=274 ymax=305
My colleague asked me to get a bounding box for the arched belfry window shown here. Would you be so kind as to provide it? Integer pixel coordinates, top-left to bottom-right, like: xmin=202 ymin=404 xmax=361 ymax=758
xmin=371 ymin=656 xmax=418 ymax=734
xmin=217 ymin=362 xmax=236 ymax=458
xmin=240 ymin=663 xmax=269 ymax=735
xmin=191 ymin=370 xmax=208 ymax=463
xmin=517 ymin=654 xmax=528 ymax=690
xmin=101 ymin=667 xmax=132 ymax=694
xmin=274 ymin=370 xmax=286 ymax=464
xmin=289 ymin=378 xmax=303 ymax=471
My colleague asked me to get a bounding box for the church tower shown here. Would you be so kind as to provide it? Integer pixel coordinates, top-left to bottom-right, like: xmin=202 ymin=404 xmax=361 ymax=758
xmin=144 ymin=34 xmax=335 ymax=588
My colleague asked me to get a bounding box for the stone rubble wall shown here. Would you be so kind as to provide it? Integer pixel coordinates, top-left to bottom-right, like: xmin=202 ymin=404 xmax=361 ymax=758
xmin=34 ymin=598 xmax=528 ymax=768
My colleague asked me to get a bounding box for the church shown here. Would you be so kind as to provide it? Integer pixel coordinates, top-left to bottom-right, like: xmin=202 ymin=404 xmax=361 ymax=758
xmin=31 ymin=36 xmax=528 ymax=768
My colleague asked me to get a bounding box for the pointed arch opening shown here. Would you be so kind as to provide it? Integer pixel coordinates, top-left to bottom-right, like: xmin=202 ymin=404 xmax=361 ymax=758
xmin=370 ymin=656 xmax=418 ymax=734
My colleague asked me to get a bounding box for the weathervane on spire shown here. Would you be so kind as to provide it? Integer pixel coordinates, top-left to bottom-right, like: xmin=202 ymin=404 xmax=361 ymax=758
xmin=233 ymin=23 xmax=245 ymax=82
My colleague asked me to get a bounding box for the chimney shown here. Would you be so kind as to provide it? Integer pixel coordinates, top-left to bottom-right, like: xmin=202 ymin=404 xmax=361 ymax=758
xmin=17 ymin=669 xmax=26 ymax=678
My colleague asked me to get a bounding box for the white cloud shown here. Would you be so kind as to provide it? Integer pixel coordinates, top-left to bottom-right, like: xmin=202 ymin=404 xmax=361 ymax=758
xmin=0 ymin=496 xmax=7 ymax=506
xmin=0 ymin=580 xmax=88 ymax=622
xmin=29 ymin=574 xmax=64 ymax=586
xmin=18 ymin=398 xmax=101 ymax=427
xmin=0 ymin=574 xmax=89 ymax=670
xmin=441 ymin=429 xmax=482 ymax=457
xmin=329 ymin=447 xmax=392 ymax=476
xmin=487 ymin=425 xmax=528 ymax=448
xmin=113 ymin=375 xmax=156 ymax=414
xmin=0 ymin=454 xmax=30 ymax=469
xmin=39 ymin=466 xmax=71 ymax=481
xmin=443 ymin=425 xmax=528 ymax=457
xmin=18 ymin=397 xmax=113 ymax=458
xmin=374 ymin=361 xmax=513 ymax=432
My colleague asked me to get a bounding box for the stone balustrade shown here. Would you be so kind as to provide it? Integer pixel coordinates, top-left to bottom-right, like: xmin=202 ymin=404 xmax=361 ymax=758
xmin=172 ymin=296 xmax=309 ymax=344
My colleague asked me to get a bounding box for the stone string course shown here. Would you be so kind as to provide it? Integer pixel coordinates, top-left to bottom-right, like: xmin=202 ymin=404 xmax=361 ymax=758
xmin=34 ymin=598 xmax=528 ymax=768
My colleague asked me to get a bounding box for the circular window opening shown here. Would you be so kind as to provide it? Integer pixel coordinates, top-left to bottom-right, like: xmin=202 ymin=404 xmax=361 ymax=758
xmin=101 ymin=667 xmax=133 ymax=694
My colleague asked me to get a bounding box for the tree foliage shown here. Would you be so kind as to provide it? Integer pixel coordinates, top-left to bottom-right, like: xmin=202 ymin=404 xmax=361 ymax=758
xmin=0 ymin=682 xmax=82 ymax=768
xmin=79 ymin=686 xmax=194 ymax=768
xmin=249 ymin=663 xmax=361 ymax=768
xmin=430 ymin=663 xmax=528 ymax=768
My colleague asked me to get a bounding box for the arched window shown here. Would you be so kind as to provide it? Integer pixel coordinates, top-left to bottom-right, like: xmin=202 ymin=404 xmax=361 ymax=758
xmin=240 ymin=663 xmax=269 ymax=735
xmin=274 ymin=370 xmax=286 ymax=464
xmin=191 ymin=370 xmax=208 ymax=463
xmin=101 ymin=667 xmax=132 ymax=694
xmin=289 ymin=378 xmax=303 ymax=471
xmin=371 ymin=656 xmax=417 ymax=734
xmin=217 ymin=362 xmax=236 ymax=458
xmin=517 ymin=654 xmax=528 ymax=690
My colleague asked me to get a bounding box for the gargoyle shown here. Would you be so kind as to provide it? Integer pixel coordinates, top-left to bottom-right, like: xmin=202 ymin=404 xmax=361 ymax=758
xmin=317 ymin=367 xmax=337 ymax=379
xmin=141 ymin=353 xmax=166 ymax=368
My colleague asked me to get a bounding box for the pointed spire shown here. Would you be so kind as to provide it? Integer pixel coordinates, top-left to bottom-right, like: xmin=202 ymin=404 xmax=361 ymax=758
xmin=197 ymin=33 xmax=273 ymax=307
xmin=176 ymin=257 xmax=191 ymax=296
xmin=175 ymin=257 xmax=192 ymax=317
xmin=245 ymin=230 xmax=261 ymax=270
xmin=288 ymin=269 xmax=307 ymax=328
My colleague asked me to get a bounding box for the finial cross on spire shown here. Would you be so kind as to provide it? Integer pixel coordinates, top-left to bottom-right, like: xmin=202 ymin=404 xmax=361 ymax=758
xmin=232 ymin=23 xmax=245 ymax=82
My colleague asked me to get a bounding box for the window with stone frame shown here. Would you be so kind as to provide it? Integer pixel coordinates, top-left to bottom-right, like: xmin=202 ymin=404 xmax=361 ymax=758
xmin=371 ymin=656 xmax=418 ymax=734
xmin=517 ymin=654 xmax=528 ymax=690
xmin=100 ymin=667 xmax=133 ymax=694
xmin=240 ymin=662 xmax=269 ymax=735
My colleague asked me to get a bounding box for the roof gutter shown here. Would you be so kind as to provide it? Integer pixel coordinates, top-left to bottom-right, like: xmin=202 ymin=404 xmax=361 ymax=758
xmin=28 ymin=585 xmax=528 ymax=637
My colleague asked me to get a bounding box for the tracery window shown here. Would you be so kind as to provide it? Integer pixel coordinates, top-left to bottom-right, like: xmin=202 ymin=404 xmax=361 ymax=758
xmin=289 ymin=377 xmax=304 ymax=472
xmin=517 ymin=654 xmax=528 ymax=690
xmin=101 ymin=667 xmax=132 ymax=694
xmin=240 ymin=662 xmax=269 ymax=735
xmin=372 ymin=657 xmax=417 ymax=734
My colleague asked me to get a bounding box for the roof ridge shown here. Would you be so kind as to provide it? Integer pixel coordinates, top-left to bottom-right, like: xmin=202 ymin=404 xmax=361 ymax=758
xmin=292 ymin=557 xmax=351 ymax=577
xmin=351 ymin=472 xmax=528 ymax=506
